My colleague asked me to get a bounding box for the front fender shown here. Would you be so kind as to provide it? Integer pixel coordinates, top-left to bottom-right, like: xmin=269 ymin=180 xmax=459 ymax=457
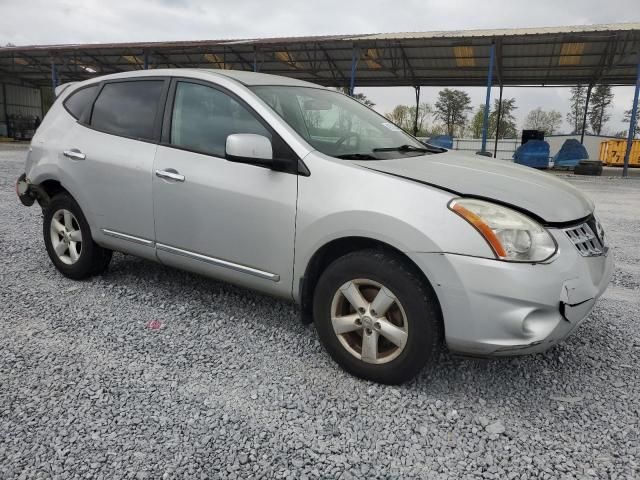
xmin=293 ymin=154 xmax=496 ymax=298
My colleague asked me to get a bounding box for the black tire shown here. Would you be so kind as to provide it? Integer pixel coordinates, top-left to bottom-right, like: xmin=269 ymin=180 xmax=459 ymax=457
xmin=43 ymin=193 xmax=112 ymax=279
xmin=574 ymin=161 xmax=603 ymax=176
xmin=313 ymin=249 xmax=442 ymax=384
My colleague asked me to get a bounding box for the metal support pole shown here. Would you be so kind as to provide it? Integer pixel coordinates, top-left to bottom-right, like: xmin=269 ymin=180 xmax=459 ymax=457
xmin=623 ymin=54 xmax=640 ymax=178
xmin=253 ymin=48 xmax=257 ymax=72
xmin=50 ymin=61 xmax=58 ymax=90
xmin=493 ymin=84 xmax=504 ymax=158
xmin=1 ymin=83 xmax=7 ymax=134
xmin=349 ymin=47 xmax=358 ymax=96
xmin=580 ymin=84 xmax=593 ymax=144
xmin=480 ymin=43 xmax=496 ymax=153
xmin=143 ymin=51 xmax=149 ymax=70
xmin=413 ymin=86 xmax=420 ymax=136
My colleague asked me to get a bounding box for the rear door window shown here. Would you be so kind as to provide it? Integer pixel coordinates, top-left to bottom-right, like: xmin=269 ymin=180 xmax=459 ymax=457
xmin=63 ymin=85 xmax=99 ymax=120
xmin=91 ymin=80 xmax=164 ymax=141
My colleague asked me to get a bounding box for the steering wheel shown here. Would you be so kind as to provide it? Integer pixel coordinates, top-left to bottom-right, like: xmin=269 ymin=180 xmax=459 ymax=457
xmin=334 ymin=131 xmax=360 ymax=150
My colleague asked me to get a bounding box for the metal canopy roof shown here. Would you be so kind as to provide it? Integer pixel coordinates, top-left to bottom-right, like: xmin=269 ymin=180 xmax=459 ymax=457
xmin=1 ymin=23 xmax=639 ymax=88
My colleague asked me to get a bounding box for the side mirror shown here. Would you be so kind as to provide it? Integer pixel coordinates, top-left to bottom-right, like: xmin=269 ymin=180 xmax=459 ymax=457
xmin=225 ymin=134 xmax=273 ymax=167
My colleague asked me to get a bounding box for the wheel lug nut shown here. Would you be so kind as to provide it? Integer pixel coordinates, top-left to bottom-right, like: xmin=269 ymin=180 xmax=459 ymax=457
xmin=358 ymin=307 xmax=365 ymax=314
xmin=365 ymin=328 xmax=372 ymax=335
xmin=355 ymin=318 xmax=362 ymax=325
xmin=374 ymin=322 xmax=381 ymax=330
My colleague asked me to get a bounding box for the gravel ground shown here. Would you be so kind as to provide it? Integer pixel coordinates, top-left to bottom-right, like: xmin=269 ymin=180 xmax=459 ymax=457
xmin=1 ymin=144 xmax=639 ymax=479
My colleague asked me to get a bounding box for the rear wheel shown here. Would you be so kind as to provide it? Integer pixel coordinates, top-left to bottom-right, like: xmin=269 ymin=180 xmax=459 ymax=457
xmin=313 ymin=249 xmax=442 ymax=384
xmin=43 ymin=193 xmax=112 ymax=279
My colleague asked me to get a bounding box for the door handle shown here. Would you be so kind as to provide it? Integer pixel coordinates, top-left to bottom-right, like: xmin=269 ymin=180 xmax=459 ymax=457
xmin=155 ymin=169 xmax=185 ymax=182
xmin=63 ymin=149 xmax=86 ymax=161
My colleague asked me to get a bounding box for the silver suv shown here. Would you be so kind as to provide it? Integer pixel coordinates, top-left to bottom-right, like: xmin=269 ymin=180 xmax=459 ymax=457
xmin=17 ymin=69 xmax=614 ymax=384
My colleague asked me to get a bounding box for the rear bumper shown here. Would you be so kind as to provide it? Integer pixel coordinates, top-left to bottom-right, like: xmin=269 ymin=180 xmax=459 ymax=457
xmin=409 ymin=229 xmax=614 ymax=356
xmin=16 ymin=173 xmax=35 ymax=206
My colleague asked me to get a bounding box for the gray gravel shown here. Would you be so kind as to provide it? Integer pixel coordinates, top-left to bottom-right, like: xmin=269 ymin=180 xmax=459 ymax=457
xmin=1 ymin=144 xmax=639 ymax=479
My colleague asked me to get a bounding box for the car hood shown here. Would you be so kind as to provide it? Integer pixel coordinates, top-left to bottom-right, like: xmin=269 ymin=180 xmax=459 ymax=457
xmin=353 ymin=151 xmax=594 ymax=223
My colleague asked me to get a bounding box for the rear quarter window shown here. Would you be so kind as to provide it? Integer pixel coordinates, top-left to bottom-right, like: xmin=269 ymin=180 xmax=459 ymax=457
xmin=63 ymin=85 xmax=99 ymax=120
xmin=90 ymin=80 xmax=164 ymax=141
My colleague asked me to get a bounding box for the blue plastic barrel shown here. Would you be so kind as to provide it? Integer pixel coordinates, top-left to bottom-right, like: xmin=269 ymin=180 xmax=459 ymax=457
xmin=553 ymin=139 xmax=588 ymax=168
xmin=426 ymin=135 xmax=454 ymax=149
xmin=513 ymin=140 xmax=550 ymax=169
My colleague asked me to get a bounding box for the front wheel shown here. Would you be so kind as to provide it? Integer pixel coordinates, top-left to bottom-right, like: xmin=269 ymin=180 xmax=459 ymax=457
xmin=43 ymin=193 xmax=112 ymax=279
xmin=313 ymin=249 xmax=442 ymax=384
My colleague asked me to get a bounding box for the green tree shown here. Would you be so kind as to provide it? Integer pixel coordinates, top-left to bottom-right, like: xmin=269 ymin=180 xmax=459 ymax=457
xmin=588 ymin=84 xmax=614 ymax=135
xmin=385 ymin=103 xmax=433 ymax=135
xmin=622 ymin=107 xmax=640 ymax=139
xmin=567 ymin=84 xmax=587 ymax=134
xmin=524 ymin=107 xmax=563 ymax=135
xmin=489 ymin=98 xmax=517 ymax=138
xmin=470 ymin=104 xmax=487 ymax=139
xmin=434 ymin=88 xmax=472 ymax=137
xmin=337 ymin=87 xmax=375 ymax=107
xmin=353 ymin=93 xmax=375 ymax=108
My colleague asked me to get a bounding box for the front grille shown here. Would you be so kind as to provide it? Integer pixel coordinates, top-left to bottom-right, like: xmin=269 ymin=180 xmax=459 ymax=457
xmin=563 ymin=218 xmax=606 ymax=257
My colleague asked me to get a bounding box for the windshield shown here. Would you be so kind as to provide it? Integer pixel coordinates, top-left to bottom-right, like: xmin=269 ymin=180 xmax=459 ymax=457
xmin=250 ymin=86 xmax=441 ymax=160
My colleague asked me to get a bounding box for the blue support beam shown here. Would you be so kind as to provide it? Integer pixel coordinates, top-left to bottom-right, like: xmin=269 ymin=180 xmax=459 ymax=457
xmin=50 ymin=61 xmax=58 ymax=90
xmin=143 ymin=51 xmax=149 ymax=70
xmin=480 ymin=43 xmax=496 ymax=155
xmin=349 ymin=48 xmax=358 ymax=96
xmin=253 ymin=48 xmax=257 ymax=72
xmin=623 ymin=53 xmax=640 ymax=178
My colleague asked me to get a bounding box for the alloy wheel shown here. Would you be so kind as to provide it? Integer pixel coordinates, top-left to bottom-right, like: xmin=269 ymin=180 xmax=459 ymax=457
xmin=330 ymin=278 xmax=408 ymax=364
xmin=50 ymin=209 xmax=83 ymax=265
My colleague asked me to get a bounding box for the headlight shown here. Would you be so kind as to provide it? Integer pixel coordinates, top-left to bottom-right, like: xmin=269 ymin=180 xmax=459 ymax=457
xmin=448 ymin=198 xmax=557 ymax=262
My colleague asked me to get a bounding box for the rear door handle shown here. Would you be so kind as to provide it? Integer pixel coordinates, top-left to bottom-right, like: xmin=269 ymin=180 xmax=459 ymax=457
xmin=155 ymin=169 xmax=185 ymax=182
xmin=63 ymin=149 xmax=86 ymax=161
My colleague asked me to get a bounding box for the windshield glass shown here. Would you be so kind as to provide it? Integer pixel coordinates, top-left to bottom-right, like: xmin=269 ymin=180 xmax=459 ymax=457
xmin=250 ymin=86 xmax=440 ymax=160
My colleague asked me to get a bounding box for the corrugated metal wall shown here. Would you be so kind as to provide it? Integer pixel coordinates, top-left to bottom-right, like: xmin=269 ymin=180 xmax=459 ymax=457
xmin=0 ymin=84 xmax=5 ymax=137
xmin=0 ymin=83 xmax=43 ymax=138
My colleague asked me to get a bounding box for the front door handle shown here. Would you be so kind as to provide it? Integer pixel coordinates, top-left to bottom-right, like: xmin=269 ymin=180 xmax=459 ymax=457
xmin=63 ymin=149 xmax=86 ymax=161
xmin=155 ymin=169 xmax=185 ymax=182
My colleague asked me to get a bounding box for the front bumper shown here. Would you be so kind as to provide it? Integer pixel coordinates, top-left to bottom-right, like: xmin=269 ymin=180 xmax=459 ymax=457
xmin=409 ymin=229 xmax=614 ymax=356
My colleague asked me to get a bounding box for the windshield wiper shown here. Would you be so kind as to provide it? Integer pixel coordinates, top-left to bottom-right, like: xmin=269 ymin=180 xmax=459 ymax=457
xmin=372 ymin=144 xmax=429 ymax=153
xmin=373 ymin=144 xmax=446 ymax=154
xmin=335 ymin=153 xmax=379 ymax=160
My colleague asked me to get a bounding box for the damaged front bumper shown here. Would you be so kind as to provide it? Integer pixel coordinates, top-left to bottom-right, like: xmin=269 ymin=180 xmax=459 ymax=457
xmin=409 ymin=227 xmax=615 ymax=357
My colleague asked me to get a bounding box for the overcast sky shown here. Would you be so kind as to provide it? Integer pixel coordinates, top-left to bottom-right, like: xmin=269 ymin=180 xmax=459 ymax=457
xmin=1 ymin=0 xmax=638 ymax=134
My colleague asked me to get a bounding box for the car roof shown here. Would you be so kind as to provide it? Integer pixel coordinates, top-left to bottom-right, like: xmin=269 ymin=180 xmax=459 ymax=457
xmin=205 ymin=69 xmax=320 ymax=87
xmin=68 ymin=68 xmax=323 ymax=89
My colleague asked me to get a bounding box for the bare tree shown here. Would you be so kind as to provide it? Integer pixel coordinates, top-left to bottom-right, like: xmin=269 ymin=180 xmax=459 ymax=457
xmin=385 ymin=105 xmax=411 ymax=130
xmin=524 ymin=107 xmax=563 ymax=135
